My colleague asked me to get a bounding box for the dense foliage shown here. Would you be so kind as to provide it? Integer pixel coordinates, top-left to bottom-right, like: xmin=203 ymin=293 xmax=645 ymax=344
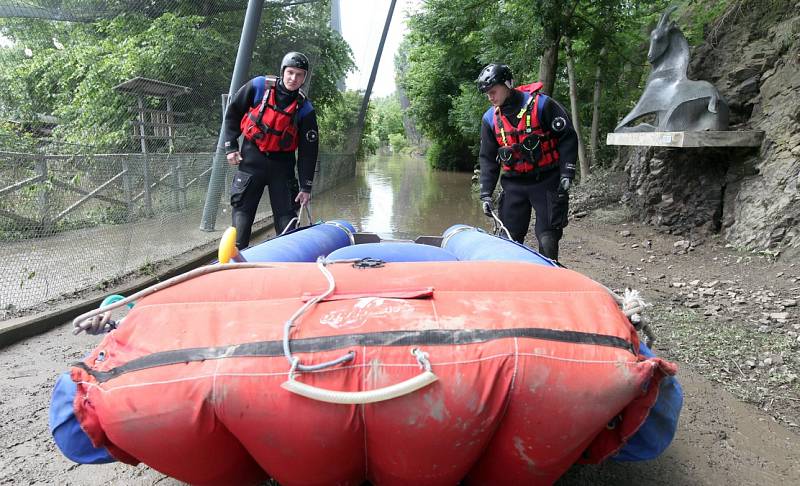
xmin=0 ymin=0 xmax=353 ymax=153
xmin=395 ymin=0 xmax=726 ymax=171
xmin=369 ymin=94 xmax=407 ymax=153
xmin=317 ymin=89 xmax=376 ymax=159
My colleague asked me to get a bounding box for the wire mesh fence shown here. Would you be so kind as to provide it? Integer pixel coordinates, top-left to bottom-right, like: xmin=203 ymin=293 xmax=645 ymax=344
xmin=0 ymin=0 xmax=357 ymax=319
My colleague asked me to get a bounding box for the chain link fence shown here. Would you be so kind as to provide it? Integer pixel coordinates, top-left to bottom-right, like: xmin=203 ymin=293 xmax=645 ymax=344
xmin=0 ymin=0 xmax=357 ymax=319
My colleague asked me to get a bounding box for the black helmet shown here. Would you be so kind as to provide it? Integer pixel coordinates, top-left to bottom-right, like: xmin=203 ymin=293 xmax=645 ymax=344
xmin=476 ymin=63 xmax=513 ymax=93
xmin=281 ymin=51 xmax=309 ymax=74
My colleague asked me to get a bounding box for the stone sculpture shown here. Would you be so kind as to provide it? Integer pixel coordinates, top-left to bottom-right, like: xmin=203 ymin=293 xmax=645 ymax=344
xmin=615 ymin=6 xmax=729 ymax=132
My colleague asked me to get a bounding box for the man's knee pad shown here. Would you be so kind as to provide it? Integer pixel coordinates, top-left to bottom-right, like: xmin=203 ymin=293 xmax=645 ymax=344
xmin=538 ymin=231 xmax=559 ymax=260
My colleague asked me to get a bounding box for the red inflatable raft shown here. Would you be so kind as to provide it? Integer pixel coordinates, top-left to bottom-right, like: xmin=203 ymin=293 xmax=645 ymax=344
xmin=71 ymin=260 xmax=675 ymax=485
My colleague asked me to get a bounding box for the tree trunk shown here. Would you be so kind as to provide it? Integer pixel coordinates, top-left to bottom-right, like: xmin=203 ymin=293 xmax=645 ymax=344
xmin=566 ymin=40 xmax=589 ymax=179
xmin=538 ymin=0 xmax=579 ymax=95
xmin=590 ymin=46 xmax=606 ymax=164
xmin=538 ymin=42 xmax=560 ymax=96
xmin=398 ymin=86 xmax=421 ymax=145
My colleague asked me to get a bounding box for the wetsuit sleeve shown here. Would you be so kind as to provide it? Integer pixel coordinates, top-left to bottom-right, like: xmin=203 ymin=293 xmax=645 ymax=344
xmin=478 ymin=117 xmax=500 ymax=198
xmin=222 ymin=79 xmax=257 ymax=155
xmin=296 ymin=109 xmax=319 ymax=192
xmin=540 ymin=97 xmax=577 ymax=179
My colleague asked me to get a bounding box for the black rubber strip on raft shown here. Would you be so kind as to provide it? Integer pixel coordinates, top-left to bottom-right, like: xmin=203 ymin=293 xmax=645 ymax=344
xmin=74 ymin=327 xmax=636 ymax=383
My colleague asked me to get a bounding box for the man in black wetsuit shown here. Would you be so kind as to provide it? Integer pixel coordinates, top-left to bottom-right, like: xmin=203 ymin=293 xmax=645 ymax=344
xmin=223 ymin=51 xmax=319 ymax=249
xmin=476 ymin=63 xmax=578 ymax=261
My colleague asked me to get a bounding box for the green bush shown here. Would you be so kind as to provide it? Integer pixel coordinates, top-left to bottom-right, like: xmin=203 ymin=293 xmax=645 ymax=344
xmin=387 ymin=133 xmax=408 ymax=154
xmin=317 ymin=90 xmax=376 ymax=158
xmin=426 ymin=138 xmax=472 ymax=171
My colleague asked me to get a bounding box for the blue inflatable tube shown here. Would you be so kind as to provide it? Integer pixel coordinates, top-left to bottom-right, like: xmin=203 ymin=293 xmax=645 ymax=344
xmin=613 ymin=342 xmax=683 ymax=461
xmin=240 ymin=220 xmax=355 ymax=263
xmin=50 ymin=372 xmax=115 ymax=464
xmin=441 ymin=225 xmax=556 ymax=267
xmin=327 ymin=242 xmax=458 ymax=262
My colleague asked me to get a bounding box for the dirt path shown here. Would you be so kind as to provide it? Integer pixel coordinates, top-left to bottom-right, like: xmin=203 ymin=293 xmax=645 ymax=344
xmin=560 ymin=370 xmax=799 ymax=484
xmin=1 ymin=198 xmax=799 ymax=485
xmin=556 ymin=208 xmax=800 ymax=484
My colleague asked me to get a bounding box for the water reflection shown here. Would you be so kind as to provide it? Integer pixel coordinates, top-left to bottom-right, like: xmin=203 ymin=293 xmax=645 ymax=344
xmin=313 ymin=155 xmax=487 ymax=239
xmin=363 ymin=171 xmax=395 ymax=236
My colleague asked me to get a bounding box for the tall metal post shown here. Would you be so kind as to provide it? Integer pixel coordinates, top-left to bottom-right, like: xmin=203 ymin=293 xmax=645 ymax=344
xmin=349 ymin=0 xmax=397 ymax=153
xmin=136 ymin=94 xmax=153 ymax=217
xmin=200 ymin=0 xmax=265 ymax=231
xmin=330 ymin=0 xmax=345 ymax=91
xmin=34 ymin=155 xmax=50 ymax=234
xmin=166 ymin=96 xmax=181 ymax=210
xmin=121 ymin=156 xmax=133 ymax=220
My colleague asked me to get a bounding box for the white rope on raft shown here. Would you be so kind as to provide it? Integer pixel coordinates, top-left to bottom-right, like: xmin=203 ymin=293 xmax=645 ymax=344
xmin=281 ymin=257 xmax=355 ymax=372
xmin=72 ymin=263 xmax=279 ymax=335
xmin=279 ymin=202 xmax=313 ymax=236
xmin=602 ymin=286 xmax=655 ymax=348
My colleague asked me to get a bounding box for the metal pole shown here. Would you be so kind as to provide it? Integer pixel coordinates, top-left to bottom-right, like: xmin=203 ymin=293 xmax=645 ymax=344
xmin=34 ymin=155 xmax=50 ymax=235
xmin=330 ymin=0 xmax=345 ymax=91
xmin=199 ymin=0 xmax=265 ymax=231
xmin=166 ymin=96 xmax=185 ymax=209
xmin=121 ymin=156 xmax=133 ymax=220
xmin=349 ymin=0 xmax=397 ymax=154
xmin=137 ymin=94 xmax=153 ymax=217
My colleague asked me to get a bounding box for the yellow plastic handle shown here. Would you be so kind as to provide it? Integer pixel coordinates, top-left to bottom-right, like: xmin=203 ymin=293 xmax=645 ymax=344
xmin=218 ymin=227 xmax=239 ymax=264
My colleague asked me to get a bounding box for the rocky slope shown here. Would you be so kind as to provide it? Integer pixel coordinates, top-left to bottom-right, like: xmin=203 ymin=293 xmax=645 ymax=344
xmin=621 ymin=0 xmax=800 ymax=260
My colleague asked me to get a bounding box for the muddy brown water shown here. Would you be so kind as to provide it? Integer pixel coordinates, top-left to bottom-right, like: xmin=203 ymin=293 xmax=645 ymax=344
xmin=311 ymin=155 xmax=487 ymax=239
xmin=1 ymin=155 xmax=798 ymax=485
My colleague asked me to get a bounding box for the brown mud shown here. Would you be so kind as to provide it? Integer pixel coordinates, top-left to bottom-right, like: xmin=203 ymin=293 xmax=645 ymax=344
xmin=1 ymin=173 xmax=799 ymax=485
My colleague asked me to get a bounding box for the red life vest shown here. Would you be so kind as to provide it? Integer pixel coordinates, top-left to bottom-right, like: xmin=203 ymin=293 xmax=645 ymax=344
xmin=493 ymin=82 xmax=559 ymax=175
xmin=240 ymin=76 xmax=305 ymax=153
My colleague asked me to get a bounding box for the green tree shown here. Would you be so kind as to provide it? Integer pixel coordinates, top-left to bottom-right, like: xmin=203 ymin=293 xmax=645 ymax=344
xmin=369 ymin=94 xmax=404 ymax=144
xmin=387 ymin=132 xmax=408 ymax=154
xmin=0 ymin=1 xmax=353 ymax=152
xmin=398 ymin=0 xmax=679 ymax=172
xmin=397 ymin=0 xmax=489 ymax=170
xmin=317 ymin=90 xmax=376 ymax=159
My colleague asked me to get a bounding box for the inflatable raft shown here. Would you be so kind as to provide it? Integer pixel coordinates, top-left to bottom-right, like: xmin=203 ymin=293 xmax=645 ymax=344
xmin=51 ymin=222 xmax=681 ymax=485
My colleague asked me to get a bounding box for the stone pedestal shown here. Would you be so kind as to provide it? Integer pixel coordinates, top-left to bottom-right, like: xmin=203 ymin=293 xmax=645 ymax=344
xmin=620 ymin=145 xmax=760 ymax=237
xmin=607 ymin=130 xmax=764 ymax=148
xmin=608 ymin=131 xmax=764 ymax=237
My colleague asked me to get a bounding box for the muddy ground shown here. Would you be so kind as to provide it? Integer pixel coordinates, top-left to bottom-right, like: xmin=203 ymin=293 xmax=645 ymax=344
xmin=1 ymin=174 xmax=799 ymax=485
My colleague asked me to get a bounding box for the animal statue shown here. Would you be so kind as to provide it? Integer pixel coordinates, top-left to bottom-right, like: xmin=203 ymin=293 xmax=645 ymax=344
xmin=615 ymin=6 xmax=729 ymax=132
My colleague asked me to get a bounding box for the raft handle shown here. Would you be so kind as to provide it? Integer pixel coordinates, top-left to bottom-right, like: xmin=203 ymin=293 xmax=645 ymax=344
xmin=282 ymin=370 xmax=438 ymax=405
xmin=282 ymin=348 xmax=438 ymax=405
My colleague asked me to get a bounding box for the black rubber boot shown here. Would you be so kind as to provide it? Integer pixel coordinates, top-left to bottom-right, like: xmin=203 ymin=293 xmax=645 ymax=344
xmin=538 ymin=230 xmax=560 ymax=261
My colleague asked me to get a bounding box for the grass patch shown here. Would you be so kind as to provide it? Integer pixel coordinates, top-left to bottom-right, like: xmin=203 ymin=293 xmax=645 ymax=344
xmin=652 ymin=303 xmax=800 ymax=425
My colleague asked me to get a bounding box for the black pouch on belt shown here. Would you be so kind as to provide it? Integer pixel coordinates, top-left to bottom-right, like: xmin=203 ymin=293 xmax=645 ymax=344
xmin=229 ymin=170 xmax=252 ymax=208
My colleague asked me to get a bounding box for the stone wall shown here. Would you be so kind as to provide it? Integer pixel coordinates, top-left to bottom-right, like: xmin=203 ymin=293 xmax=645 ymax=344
xmin=622 ymin=0 xmax=800 ymax=258
xmin=623 ymin=145 xmax=737 ymax=235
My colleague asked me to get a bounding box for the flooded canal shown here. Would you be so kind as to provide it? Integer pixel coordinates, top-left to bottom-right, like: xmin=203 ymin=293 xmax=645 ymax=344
xmin=312 ymin=154 xmax=488 ymax=239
